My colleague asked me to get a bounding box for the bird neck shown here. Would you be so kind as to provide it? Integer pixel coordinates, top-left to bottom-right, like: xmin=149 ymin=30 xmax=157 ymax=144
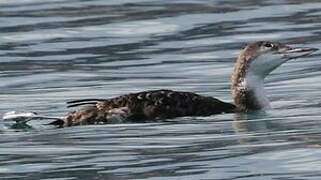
xmin=231 ymin=56 xmax=270 ymax=112
xmin=233 ymin=74 xmax=270 ymax=112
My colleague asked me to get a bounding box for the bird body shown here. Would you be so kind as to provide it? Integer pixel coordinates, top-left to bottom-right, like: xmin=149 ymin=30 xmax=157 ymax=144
xmin=49 ymin=41 xmax=317 ymax=127
xmin=52 ymin=90 xmax=235 ymax=126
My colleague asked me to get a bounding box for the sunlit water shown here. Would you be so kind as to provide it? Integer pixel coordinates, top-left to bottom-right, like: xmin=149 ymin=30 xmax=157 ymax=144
xmin=2 ymin=0 xmax=321 ymax=179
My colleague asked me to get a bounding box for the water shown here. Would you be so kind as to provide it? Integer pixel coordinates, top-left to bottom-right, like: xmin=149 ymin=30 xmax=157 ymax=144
xmin=1 ymin=0 xmax=321 ymax=179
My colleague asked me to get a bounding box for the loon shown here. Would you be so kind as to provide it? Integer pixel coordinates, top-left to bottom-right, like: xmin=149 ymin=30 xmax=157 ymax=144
xmin=50 ymin=41 xmax=317 ymax=127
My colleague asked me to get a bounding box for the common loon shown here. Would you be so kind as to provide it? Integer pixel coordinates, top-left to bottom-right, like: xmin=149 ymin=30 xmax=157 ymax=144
xmin=50 ymin=41 xmax=317 ymax=127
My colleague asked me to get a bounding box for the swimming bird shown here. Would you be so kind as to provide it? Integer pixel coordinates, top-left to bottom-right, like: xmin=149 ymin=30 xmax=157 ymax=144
xmin=50 ymin=41 xmax=317 ymax=127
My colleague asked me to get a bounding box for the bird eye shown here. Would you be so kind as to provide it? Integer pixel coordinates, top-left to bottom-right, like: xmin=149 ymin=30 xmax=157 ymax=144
xmin=264 ymin=43 xmax=273 ymax=48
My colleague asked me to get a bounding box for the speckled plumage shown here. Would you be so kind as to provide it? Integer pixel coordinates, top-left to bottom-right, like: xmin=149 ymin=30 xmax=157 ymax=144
xmin=51 ymin=90 xmax=236 ymax=127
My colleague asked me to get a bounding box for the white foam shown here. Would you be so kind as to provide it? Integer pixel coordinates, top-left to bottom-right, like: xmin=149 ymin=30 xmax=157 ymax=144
xmin=2 ymin=111 xmax=38 ymax=123
xmin=2 ymin=111 xmax=61 ymax=124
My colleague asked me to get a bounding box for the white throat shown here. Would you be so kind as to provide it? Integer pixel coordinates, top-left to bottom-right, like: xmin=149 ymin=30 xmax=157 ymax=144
xmin=242 ymin=73 xmax=271 ymax=109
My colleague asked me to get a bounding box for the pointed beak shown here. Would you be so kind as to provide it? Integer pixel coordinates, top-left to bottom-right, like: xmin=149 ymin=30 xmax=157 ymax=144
xmin=281 ymin=46 xmax=318 ymax=59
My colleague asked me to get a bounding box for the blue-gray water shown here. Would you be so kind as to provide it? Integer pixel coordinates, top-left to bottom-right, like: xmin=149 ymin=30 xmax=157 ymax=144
xmin=2 ymin=0 xmax=321 ymax=179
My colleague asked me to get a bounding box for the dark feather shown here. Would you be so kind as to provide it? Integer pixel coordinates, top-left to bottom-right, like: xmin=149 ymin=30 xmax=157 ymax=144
xmin=67 ymin=102 xmax=98 ymax=108
xmin=67 ymin=98 xmax=106 ymax=104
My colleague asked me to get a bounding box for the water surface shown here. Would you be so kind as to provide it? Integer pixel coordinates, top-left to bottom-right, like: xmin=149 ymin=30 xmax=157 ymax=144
xmin=1 ymin=0 xmax=321 ymax=179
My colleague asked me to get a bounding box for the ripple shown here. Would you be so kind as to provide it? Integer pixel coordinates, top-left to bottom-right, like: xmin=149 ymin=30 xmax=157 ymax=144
xmin=1 ymin=0 xmax=321 ymax=179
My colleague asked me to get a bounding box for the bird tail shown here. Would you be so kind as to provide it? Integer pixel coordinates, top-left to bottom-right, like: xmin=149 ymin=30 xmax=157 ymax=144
xmin=47 ymin=118 xmax=65 ymax=126
xmin=48 ymin=106 xmax=132 ymax=127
